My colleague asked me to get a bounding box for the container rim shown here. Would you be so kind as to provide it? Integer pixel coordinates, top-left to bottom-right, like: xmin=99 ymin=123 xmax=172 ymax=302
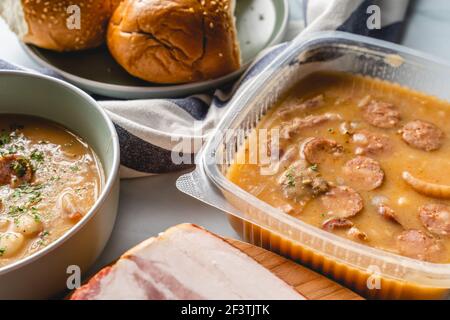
xmin=200 ymin=31 xmax=450 ymax=284
xmin=0 ymin=70 xmax=120 ymax=276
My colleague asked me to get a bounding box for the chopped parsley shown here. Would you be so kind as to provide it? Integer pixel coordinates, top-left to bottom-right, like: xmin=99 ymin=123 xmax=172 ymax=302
xmin=10 ymin=158 xmax=30 ymax=177
xmin=31 ymin=207 xmax=41 ymax=222
xmin=13 ymin=183 xmax=43 ymax=197
xmin=0 ymin=132 xmax=10 ymax=146
xmin=33 ymin=213 xmax=41 ymax=222
xmin=28 ymin=191 xmax=42 ymax=204
xmin=285 ymin=167 xmax=296 ymax=187
xmin=70 ymin=165 xmax=79 ymax=172
xmin=309 ymin=164 xmax=318 ymax=172
xmin=7 ymin=145 xmax=16 ymax=154
xmin=36 ymin=230 xmax=50 ymax=247
xmin=8 ymin=205 xmax=25 ymax=217
xmin=30 ymin=150 xmax=44 ymax=162
xmin=0 ymin=248 xmax=5 ymax=257
xmin=41 ymin=230 xmax=50 ymax=238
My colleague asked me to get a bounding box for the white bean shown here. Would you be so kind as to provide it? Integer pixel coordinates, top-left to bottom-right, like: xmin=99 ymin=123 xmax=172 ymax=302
xmin=13 ymin=214 xmax=43 ymax=236
xmin=0 ymin=232 xmax=24 ymax=258
xmin=58 ymin=191 xmax=82 ymax=220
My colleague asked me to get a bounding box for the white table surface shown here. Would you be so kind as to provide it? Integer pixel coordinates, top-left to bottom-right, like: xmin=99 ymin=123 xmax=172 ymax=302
xmin=0 ymin=0 xmax=449 ymax=276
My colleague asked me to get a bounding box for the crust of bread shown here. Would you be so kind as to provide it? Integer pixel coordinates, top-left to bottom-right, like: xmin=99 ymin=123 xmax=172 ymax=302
xmin=16 ymin=0 xmax=121 ymax=51
xmin=107 ymin=0 xmax=241 ymax=84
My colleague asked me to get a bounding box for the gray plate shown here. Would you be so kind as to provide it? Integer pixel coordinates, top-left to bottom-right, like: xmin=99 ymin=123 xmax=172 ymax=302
xmin=22 ymin=0 xmax=289 ymax=99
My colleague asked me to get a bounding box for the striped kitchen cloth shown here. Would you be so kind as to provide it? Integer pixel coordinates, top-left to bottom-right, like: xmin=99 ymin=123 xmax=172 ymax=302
xmin=0 ymin=0 xmax=409 ymax=178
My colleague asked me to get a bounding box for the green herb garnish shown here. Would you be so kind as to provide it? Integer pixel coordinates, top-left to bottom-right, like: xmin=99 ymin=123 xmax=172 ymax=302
xmin=0 ymin=132 xmax=10 ymax=146
xmin=10 ymin=159 xmax=28 ymax=177
xmin=285 ymin=167 xmax=296 ymax=187
xmin=30 ymin=150 xmax=44 ymax=162
xmin=8 ymin=205 xmax=25 ymax=217
xmin=33 ymin=213 xmax=41 ymax=222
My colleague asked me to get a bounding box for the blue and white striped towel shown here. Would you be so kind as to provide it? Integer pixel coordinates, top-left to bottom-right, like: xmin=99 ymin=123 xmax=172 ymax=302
xmin=0 ymin=0 xmax=409 ymax=178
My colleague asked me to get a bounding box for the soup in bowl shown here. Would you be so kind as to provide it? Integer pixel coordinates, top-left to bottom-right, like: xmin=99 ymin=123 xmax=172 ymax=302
xmin=0 ymin=71 xmax=120 ymax=299
xmin=0 ymin=115 xmax=103 ymax=267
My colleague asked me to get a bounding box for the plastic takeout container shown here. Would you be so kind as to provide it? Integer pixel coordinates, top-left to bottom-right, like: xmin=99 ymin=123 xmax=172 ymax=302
xmin=177 ymin=31 xmax=450 ymax=299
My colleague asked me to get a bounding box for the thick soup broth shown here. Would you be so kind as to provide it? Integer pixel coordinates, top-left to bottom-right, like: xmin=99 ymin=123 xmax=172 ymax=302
xmin=0 ymin=115 xmax=102 ymax=267
xmin=227 ymin=71 xmax=450 ymax=263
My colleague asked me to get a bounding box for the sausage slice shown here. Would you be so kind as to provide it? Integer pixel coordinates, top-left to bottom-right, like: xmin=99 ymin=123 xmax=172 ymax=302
xmin=347 ymin=227 xmax=368 ymax=241
xmin=278 ymin=160 xmax=329 ymax=201
xmin=343 ymin=156 xmax=384 ymax=191
xmin=362 ymin=100 xmax=400 ymax=128
xmin=302 ymin=138 xmax=343 ymax=164
xmin=396 ymin=229 xmax=444 ymax=262
xmin=277 ymin=95 xmax=324 ymax=117
xmin=377 ymin=204 xmax=400 ymax=224
xmin=322 ymin=218 xmax=353 ymax=231
xmin=419 ymin=203 xmax=450 ymax=236
xmin=0 ymin=155 xmax=33 ymax=187
xmin=320 ymin=186 xmax=364 ymax=218
xmin=401 ymin=120 xmax=444 ymax=151
xmin=352 ymin=130 xmax=390 ymax=156
xmin=280 ymin=113 xmax=341 ymax=139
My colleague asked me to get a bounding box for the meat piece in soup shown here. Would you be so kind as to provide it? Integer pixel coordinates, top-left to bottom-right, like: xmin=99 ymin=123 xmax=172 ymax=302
xmin=227 ymin=71 xmax=450 ymax=263
xmin=0 ymin=116 xmax=102 ymax=267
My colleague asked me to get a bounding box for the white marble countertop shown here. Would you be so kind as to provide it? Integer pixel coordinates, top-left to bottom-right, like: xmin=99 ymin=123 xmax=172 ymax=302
xmin=0 ymin=0 xmax=449 ymax=277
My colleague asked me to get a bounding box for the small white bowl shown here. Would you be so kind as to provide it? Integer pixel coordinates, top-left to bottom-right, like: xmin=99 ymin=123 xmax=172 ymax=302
xmin=0 ymin=70 xmax=120 ymax=299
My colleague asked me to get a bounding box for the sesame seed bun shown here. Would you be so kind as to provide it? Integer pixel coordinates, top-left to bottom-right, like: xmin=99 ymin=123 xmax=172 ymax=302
xmin=0 ymin=0 xmax=122 ymax=51
xmin=106 ymin=0 xmax=241 ymax=84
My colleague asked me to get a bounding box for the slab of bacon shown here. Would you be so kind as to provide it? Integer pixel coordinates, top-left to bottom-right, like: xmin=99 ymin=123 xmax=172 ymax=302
xmin=71 ymin=224 xmax=304 ymax=300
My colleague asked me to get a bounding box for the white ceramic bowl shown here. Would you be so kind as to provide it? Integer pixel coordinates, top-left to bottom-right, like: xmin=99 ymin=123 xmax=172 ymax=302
xmin=0 ymin=71 xmax=120 ymax=299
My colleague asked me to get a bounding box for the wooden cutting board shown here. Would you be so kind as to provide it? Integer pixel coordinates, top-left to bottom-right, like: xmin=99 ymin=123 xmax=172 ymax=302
xmin=226 ymin=238 xmax=364 ymax=300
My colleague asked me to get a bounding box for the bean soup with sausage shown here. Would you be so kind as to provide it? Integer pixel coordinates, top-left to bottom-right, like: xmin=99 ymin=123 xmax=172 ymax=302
xmin=0 ymin=115 xmax=102 ymax=267
xmin=227 ymin=71 xmax=450 ymax=263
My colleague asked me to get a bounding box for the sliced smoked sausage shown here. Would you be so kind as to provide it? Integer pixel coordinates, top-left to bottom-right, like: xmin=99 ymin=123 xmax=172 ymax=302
xmin=0 ymin=155 xmax=33 ymax=187
xmin=277 ymin=95 xmax=324 ymax=118
xmin=419 ymin=203 xmax=450 ymax=236
xmin=362 ymin=100 xmax=400 ymax=128
xmin=352 ymin=130 xmax=390 ymax=156
xmin=320 ymin=186 xmax=363 ymax=218
xmin=343 ymin=156 xmax=384 ymax=191
xmin=322 ymin=218 xmax=353 ymax=231
xmin=278 ymin=160 xmax=329 ymax=201
xmin=280 ymin=113 xmax=341 ymax=139
xmin=401 ymin=120 xmax=444 ymax=151
xmin=377 ymin=204 xmax=400 ymax=224
xmin=396 ymin=229 xmax=444 ymax=262
xmin=347 ymin=227 xmax=368 ymax=241
xmin=301 ymin=137 xmax=343 ymax=164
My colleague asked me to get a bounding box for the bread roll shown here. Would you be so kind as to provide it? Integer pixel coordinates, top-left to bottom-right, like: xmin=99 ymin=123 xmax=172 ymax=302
xmin=107 ymin=0 xmax=241 ymax=84
xmin=0 ymin=0 xmax=121 ymax=51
